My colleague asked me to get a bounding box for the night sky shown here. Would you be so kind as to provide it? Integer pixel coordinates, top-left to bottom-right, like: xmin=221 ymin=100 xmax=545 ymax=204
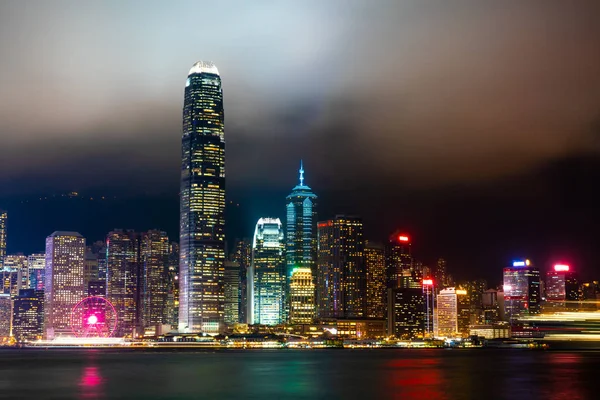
xmin=1 ymin=1 xmax=600 ymax=283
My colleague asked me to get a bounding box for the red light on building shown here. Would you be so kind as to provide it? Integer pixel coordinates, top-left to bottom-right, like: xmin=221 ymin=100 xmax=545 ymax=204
xmin=423 ymin=279 xmax=433 ymax=286
xmin=554 ymin=264 xmax=570 ymax=272
xmin=398 ymin=235 xmax=409 ymax=242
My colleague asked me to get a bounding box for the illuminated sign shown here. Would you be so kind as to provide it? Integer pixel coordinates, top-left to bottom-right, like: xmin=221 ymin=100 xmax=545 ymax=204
xmin=456 ymin=289 xmax=467 ymax=295
xmin=554 ymin=264 xmax=570 ymax=272
xmin=422 ymin=279 xmax=433 ymax=286
xmin=503 ymin=285 xmax=512 ymax=292
xmin=512 ymin=259 xmax=530 ymax=267
xmin=398 ymin=235 xmax=409 ymax=242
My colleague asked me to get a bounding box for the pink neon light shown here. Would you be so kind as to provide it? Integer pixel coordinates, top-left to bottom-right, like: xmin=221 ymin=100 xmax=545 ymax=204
xmin=554 ymin=264 xmax=570 ymax=272
xmin=87 ymin=315 xmax=98 ymax=325
xmin=423 ymin=279 xmax=433 ymax=285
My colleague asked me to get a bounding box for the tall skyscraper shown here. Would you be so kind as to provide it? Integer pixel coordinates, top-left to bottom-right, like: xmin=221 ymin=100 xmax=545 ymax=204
xmin=0 ymin=294 xmax=11 ymax=339
xmin=289 ymin=267 xmax=315 ymax=324
xmin=286 ymin=161 xmax=317 ymax=321
xmin=223 ymin=261 xmax=240 ymax=325
xmin=503 ymin=260 xmax=541 ymax=321
xmin=434 ymin=288 xmax=459 ymax=338
xmin=0 ymin=211 xmax=6 ymax=268
xmin=141 ymin=230 xmax=170 ymax=329
xmin=166 ymin=242 xmax=179 ymax=327
xmin=12 ymin=289 xmax=44 ymax=342
xmin=27 ymin=253 xmax=45 ymax=291
xmin=44 ymin=231 xmax=85 ymax=339
xmin=387 ymin=287 xmax=425 ymax=339
xmin=546 ymin=264 xmax=578 ymax=311
xmin=365 ymin=241 xmax=386 ymax=319
xmin=106 ymin=230 xmax=140 ymax=337
xmin=386 ymin=233 xmax=415 ymax=290
xmin=317 ymin=216 xmax=366 ymax=319
xmin=4 ymin=254 xmax=28 ymax=291
xmin=179 ymin=61 xmax=225 ymax=334
xmin=250 ymin=218 xmax=285 ymax=325
xmin=231 ymin=239 xmax=251 ymax=324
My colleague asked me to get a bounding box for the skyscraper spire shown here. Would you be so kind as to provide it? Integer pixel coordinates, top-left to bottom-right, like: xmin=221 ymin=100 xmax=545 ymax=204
xmin=299 ymin=160 xmax=304 ymax=186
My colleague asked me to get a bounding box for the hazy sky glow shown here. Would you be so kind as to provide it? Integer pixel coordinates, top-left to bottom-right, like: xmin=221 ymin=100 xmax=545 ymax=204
xmin=1 ymin=1 xmax=600 ymax=280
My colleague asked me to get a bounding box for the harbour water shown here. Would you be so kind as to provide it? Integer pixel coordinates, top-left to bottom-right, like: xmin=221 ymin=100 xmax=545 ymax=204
xmin=0 ymin=349 xmax=598 ymax=399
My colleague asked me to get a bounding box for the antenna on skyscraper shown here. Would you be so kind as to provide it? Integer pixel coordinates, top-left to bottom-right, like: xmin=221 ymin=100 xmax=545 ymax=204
xmin=299 ymin=160 xmax=304 ymax=186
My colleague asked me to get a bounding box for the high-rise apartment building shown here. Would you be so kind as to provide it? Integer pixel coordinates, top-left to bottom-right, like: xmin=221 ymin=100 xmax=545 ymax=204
xmin=317 ymin=216 xmax=366 ymax=319
xmin=435 ymin=288 xmax=459 ymax=338
xmin=27 ymin=253 xmax=45 ymax=291
xmin=179 ymin=61 xmax=225 ymax=334
xmin=285 ymin=162 xmax=317 ymax=320
xmin=289 ymin=267 xmax=315 ymax=324
xmin=250 ymin=218 xmax=285 ymax=325
xmin=106 ymin=229 xmax=140 ymax=337
xmin=44 ymin=231 xmax=85 ymax=339
xmin=12 ymin=289 xmax=44 ymax=342
xmin=503 ymin=260 xmax=541 ymax=321
xmin=0 ymin=211 xmax=6 ymax=268
xmin=365 ymin=242 xmax=386 ymax=319
xmin=141 ymin=230 xmax=170 ymax=328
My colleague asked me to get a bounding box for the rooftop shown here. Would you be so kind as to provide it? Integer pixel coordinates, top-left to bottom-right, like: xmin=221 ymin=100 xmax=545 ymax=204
xmin=188 ymin=61 xmax=219 ymax=76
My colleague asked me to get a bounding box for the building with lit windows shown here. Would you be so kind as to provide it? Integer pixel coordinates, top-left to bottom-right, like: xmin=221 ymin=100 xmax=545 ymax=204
xmin=482 ymin=289 xmax=503 ymax=323
xmin=27 ymin=253 xmax=45 ymax=291
xmin=386 ymin=233 xmax=416 ymax=290
xmin=317 ymin=216 xmax=366 ymax=319
xmin=4 ymin=254 xmax=28 ymax=292
xmin=455 ymin=289 xmax=470 ymax=337
xmin=106 ymin=229 xmax=140 ymax=337
xmin=44 ymin=231 xmax=86 ymax=339
xmin=250 ymin=218 xmax=285 ymax=325
xmin=546 ymin=264 xmax=578 ymax=311
xmin=166 ymin=242 xmax=179 ymax=327
xmin=231 ymin=238 xmax=251 ymax=323
xmin=285 ymin=161 xmax=317 ymax=320
xmin=387 ymin=288 xmax=426 ymax=339
xmin=224 ymin=261 xmax=240 ymax=325
xmin=84 ymin=251 xmax=99 ymax=287
xmin=365 ymin=241 xmax=386 ymax=319
xmin=141 ymin=230 xmax=170 ymax=328
xmin=503 ymin=260 xmax=541 ymax=321
xmin=435 ymin=288 xmax=459 ymax=338
xmin=88 ymin=280 xmax=106 ymax=297
xmin=12 ymin=289 xmax=44 ymax=342
xmin=289 ymin=267 xmax=315 ymax=324
xmin=0 ymin=211 xmax=6 ymax=269
xmin=0 ymin=294 xmax=11 ymax=339
xmin=179 ymin=61 xmax=225 ymax=334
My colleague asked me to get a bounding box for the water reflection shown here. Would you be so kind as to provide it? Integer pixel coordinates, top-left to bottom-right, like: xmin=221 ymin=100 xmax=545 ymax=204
xmin=79 ymin=366 xmax=104 ymax=399
xmin=546 ymin=353 xmax=587 ymax=400
xmin=387 ymin=355 xmax=446 ymax=399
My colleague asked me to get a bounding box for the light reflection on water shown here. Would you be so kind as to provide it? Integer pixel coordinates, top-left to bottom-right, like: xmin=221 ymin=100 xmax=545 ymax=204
xmin=0 ymin=349 xmax=596 ymax=399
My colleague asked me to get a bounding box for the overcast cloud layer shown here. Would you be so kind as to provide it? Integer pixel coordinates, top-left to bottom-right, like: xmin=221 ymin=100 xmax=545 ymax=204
xmin=0 ymin=0 xmax=599 ymax=195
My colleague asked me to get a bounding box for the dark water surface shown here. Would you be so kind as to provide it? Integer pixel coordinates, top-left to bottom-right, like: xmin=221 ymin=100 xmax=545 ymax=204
xmin=0 ymin=349 xmax=598 ymax=399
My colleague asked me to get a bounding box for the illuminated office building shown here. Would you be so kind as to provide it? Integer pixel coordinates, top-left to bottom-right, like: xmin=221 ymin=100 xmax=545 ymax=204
xmin=289 ymin=267 xmax=315 ymax=324
xmin=84 ymin=251 xmax=99 ymax=287
xmin=231 ymin=239 xmax=251 ymax=323
xmin=179 ymin=61 xmax=225 ymax=334
xmin=44 ymin=231 xmax=85 ymax=339
xmin=224 ymin=261 xmax=240 ymax=325
xmin=0 ymin=211 xmax=6 ymax=268
xmin=27 ymin=253 xmax=45 ymax=291
xmin=285 ymin=161 xmax=317 ymax=320
xmin=503 ymin=260 xmax=541 ymax=321
xmin=455 ymin=288 xmax=470 ymax=337
xmin=434 ymin=288 xmax=459 ymax=338
xmin=106 ymin=229 xmax=140 ymax=337
xmin=482 ymin=289 xmax=503 ymax=323
xmin=88 ymin=280 xmax=106 ymax=297
xmin=251 ymin=218 xmax=285 ymax=325
xmin=141 ymin=230 xmax=170 ymax=328
xmin=365 ymin=242 xmax=386 ymax=319
xmin=317 ymin=216 xmax=365 ymax=319
xmin=4 ymin=254 xmax=28 ymax=291
xmin=0 ymin=294 xmax=10 ymax=339
xmin=12 ymin=289 xmax=44 ymax=342
xmin=386 ymin=233 xmax=416 ymax=290
xmin=166 ymin=242 xmax=179 ymax=327
xmin=387 ymin=288 xmax=425 ymax=339
xmin=546 ymin=264 xmax=578 ymax=311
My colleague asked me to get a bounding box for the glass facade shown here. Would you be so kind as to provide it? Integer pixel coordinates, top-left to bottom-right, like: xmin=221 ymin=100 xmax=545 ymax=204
xmin=503 ymin=264 xmax=541 ymax=320
xmin=179 ymin=61 xmax=225 ymax=334
xmin=0 ymin=211 xmax=6 ymax=268
xmin=317 ymin=216 xmax=366 ymax=319
xmin=12 ymin=289 xmax=44 ymax=342
xmin=386 ymin=234 xmax=414 ymax=290
xmin=289 ymin=267 xmax=315 ymax=324
xmin=387 ymin=287 xmax=425 ymax=339
xmin=434 ymin=288 xmax=458 ymax=338
xmin=223 ymin=261 xmax=240 ymax=325
xmin=44 ymin=231 xmax=85 ymax=339
xmin=285 ymin=162 xmax=317 ymax=321
xmin=231 ymin=239 xmax=251 ymax=324
xmin=28 ymin=253 xmax=46 ymax=291
xmin=251 ymin=218 xmax=285 ymax=325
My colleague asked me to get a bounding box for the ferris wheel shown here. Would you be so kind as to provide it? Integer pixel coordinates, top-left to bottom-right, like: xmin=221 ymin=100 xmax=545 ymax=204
xmin=71 ymin=296 xmax=118 ymax=338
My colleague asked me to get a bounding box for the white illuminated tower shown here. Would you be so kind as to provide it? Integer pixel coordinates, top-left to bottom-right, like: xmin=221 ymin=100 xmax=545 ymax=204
xmin=179 ymin=61 xmax=225 ymax=334
xmin=44 ymin=231 xmax=85 ymax=339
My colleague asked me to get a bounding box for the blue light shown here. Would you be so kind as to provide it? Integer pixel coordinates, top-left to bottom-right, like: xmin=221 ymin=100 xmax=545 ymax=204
xmin=513 ymin=261 xmax=526 ymax=267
